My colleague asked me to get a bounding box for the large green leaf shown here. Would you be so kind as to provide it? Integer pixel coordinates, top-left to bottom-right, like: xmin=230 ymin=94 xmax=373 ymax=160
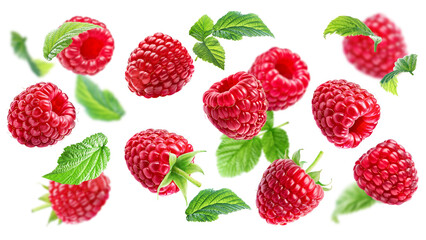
xmin=323 ymin=16 xmax=382 ymax=51
xmin=76 ymin=75 xmax=125 ymax=121
xmin=216 ymin=135 xmax=262 ymax=177
xmin=213 ymin=11 xmax=274 ymax=40
xmin=332 ymin=183 xmax=377 ymax=223
xmin=43 ymin=133 xmax=110 ymax=185
xmin=193 ymin=37 xmax=225 ymax=70
xmin=261 ymin=128 xmax=289 ymax=163
xmin=186 ymin=188 xmax=250 ymax=222
xmin=43 ymin=22 xmax=101 ymax=61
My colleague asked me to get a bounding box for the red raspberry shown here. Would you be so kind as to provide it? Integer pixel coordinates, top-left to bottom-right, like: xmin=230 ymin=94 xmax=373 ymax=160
xmin=125 ymin=33 xmax=194 ymax=98
xmin=343 ymin=14 xmax=407 ymax=78
xmin=354 ymin=139 xmax=418 ymax=205
xmin=249 ymin=47 xmax=310 ymax=111
xmin=256 ymin=154 xmax=325 ymax=225
xmin=7 ymin=82 xmax=76 ymax=147
xmin=202 ymin=71 xmax=268 ymax=140
xmin=48 ymin=173 xmax=111 ymax=223
xmin=312 ymin=80 xmax=380 ymax=148
xmin=124 ymin=129 xmax=203 ymax=197
xmin=57 ymin=16 xmax=115 ymax=75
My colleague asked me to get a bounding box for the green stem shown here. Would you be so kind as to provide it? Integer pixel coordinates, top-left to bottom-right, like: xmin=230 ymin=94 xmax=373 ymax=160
xmin=306 ymin=151 xmax=324 ymax=173
xmin=275 ymin=121 xmax=289 ymax=129
xmin=31 ymin=203 xmax=51 ymax=213
xmin=173 ymin=166 xmax=202 ymax=187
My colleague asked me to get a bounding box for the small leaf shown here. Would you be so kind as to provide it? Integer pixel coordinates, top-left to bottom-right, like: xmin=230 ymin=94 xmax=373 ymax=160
xmin=193 ymin=37 xmax=225 ymax=70
xmin=185 ymin=188 xmax=250 ymax=222
xmin=291 ymin=149 xmax=304 ymax=167
xmin=43 ymin=133 xmax=110 ymax=185
xmin=43 ymin=22 xmax=101 ymax=61
xmin=157 ymin=153 xmax=177 ymax=196
xmin=261 ymin=111 xmax=274 ymax=131
xmin=76 ymin=75 xmax=125 ymax=121
xmin=33 ymin=59 xmax=54 ymax=77
xmin=189 ymin=15 xmax=214 ymax=42
xmin=380 ymin=54 xmax=418 ymax=95
xmin=216 ymin=135 xmax=262 ymax=177
xmin=308 ymin=170 xmax=321 ymax=183
xmin=332 ymin=183 xmax=376 ymax=223
xmin=323 ymin=16 xmax=382 ymax=51
xmin=11 ymin=31 xmax=54 ymax=77
xmin=261 ymin=128 xmax=289 ymax=163
xmin=213 ymin=11 xmax=274 ymax=41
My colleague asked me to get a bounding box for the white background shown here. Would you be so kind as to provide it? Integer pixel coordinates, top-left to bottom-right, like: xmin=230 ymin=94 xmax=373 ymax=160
xmin=0 ymin=0 xmax=425 ymax=239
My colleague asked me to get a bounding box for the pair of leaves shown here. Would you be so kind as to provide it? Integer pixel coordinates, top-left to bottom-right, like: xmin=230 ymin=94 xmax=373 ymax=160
xmin=323 ymin=16 xmax=382 ymax=52
xmin=157 ymin=151 xmax=205 ymax=204
xmin=189 ymin=11 xmax=274 ymax=70
xmin=216 ymin=111 xmax=289 ymax=177
xmin=185 ymin=188 xmax=250 ymax=222
xmin=11 ymin=32 xmax=54 ymax=77
xmin=332 ymin=183 xmax=376 ymax=223
xmin=43 ymin=133 xmax=110 ymax=185
xmin=380 ymin=54 xmax=418 ymax=95
xmin=43 ymin=22 xmax=101 ymax=61
xmin=76 ymin=75 xmax=125 ymax=121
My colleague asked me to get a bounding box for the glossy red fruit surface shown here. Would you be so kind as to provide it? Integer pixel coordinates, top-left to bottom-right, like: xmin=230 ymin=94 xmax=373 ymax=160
xmin=312 ymin=80 xmax=380 ymax=148
xmin=256 ymin=159 xmax=324 ymax=225
xmin=7 ymin=82 xmax=76 ymax=147
xmin=125 ymin=33 xmax=194 ymax=98
xmin=249 ymin=47 xmax=310 ymax=111
xmin=57 ymin=16 xmax=115 ymax=75
xmin=49 ymin=173 xmax=111 ymax=224
xmin=203 ymin=71 xmax=268 ymax=140
xmin=354 ymin=139 xmax=418 ymax=205
xmin=343 ymin=14 xmax=407 ymax=78
xmin=124 ymin=129 xmax=194 ymax=195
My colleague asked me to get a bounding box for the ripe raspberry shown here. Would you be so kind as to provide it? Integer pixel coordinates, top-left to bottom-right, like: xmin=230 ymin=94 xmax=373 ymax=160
xmin=125 ymin=33 xmax=194 ymax=98
xmin=249 ymin=47 xmax=310 ymax=111
xmin=48 ymin=173 xmax=111 ymax=223
xmin=312 ymin=80 xmax=380 ymax=148
xmin=203 ymin=71 xmax=268 ymax=140
xmin=124 ymin=129 xmax=203 ymax=199
xmin=354 ymin=139 xmax=418 ymax=205
xmin=343 ymin=14 xmax=407 ymax=78
xmin=7 ymin=82 xmax=76 ymax=147
xmin=256 ymin=151 xmax=326 ymax=225
xmin=57 ymin=16 xmax=115 ymax=75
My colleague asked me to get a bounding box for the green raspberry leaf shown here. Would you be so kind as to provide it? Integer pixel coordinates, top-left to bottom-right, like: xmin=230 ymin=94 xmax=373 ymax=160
xmin=76 ymin=75 xmax=125 ymax=121
xmin=323 ymin=16 xmax=382 ymax=52
xmin=332 ymin=183 xmax=376 ymax=223
xmin=185 ymin=188 xmax=250 ymax=222
xmin=43 ymin=22 xmax=101 ymax=61
xmin=261 ymin=128 xmax=289 ymax=163
xmin=189 ymin=15 xmax=214 ymax=42
xmin=43 ymin=133 xmax=110 ymax=185
xmin=11 ymin=31 xmax=28 ymax=59
xmin=380 ymin=54 xmax=418 ymax=95
xmin=212 ymin=11 xmax=274 ymax=41
xmin=261 ymin=111 xmax=274 ymax=131
xmin=193 ymin=37 xmax=225 ymax=70
xmin=216 ymin=135 xmax=262 ymax=177
xmin=11 ymin=31 xmax=54 ymax=77
xmin=33 ymin=59 xmax=54 ymax=77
